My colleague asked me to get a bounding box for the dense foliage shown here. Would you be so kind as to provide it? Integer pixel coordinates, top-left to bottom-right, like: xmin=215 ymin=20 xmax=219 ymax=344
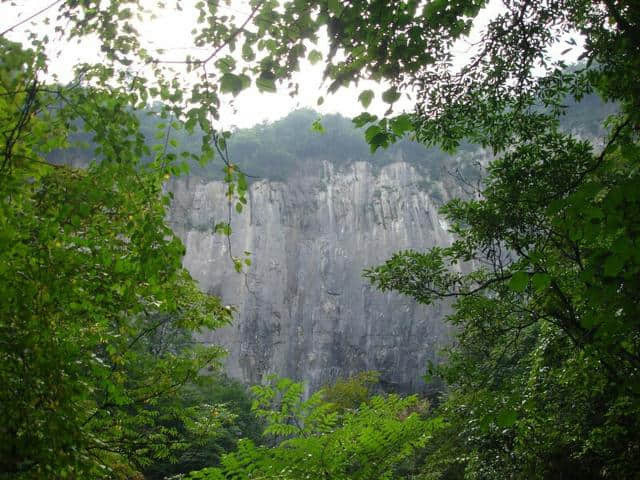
xmin=2 ymin=0 xmax=639 ymax=479
xmin=368 ymin=131 xmax=640 ymax=477
xmin=188 ymin=376 xmax=435 ymax=480
xmin=0 ymin=37 xmax=238 ymax=478
xmin=141 ymin=374 xmax=262 ymax=480
xmin=51 ymin=98 xmax=615 ymax=185
xmin=193 ymin=97 xmax=615 ymax=183
xmin=360 ymin=0 xmax=640 ymax=478
xmin=48 ymin=107 xmax=453 ymax=185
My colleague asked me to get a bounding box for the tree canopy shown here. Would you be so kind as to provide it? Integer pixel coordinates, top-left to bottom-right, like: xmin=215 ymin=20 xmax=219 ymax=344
xmin=1 ymin=0 xmax=639 ymax=478
xmin=360 ymin=0 xmax=640 ymax=477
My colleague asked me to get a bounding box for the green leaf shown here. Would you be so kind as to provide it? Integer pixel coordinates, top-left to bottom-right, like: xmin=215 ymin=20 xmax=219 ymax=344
xmin=242 ymin=42 xmax=255 ymax=61
xmin=381 ymin=87 xmax=401 ymax=104
xmin=580 ymin=314 xmax=599 ymax=329
xmin=256 ymin=76 xmax=276 ymax=93
xmin=364 ymin=125 xmax=382 ymax=143
xmin=220 ymin=73 xmax=243 ymax=96
xmin=496 ymin=408 xmax=517 ymax=427
xmin=603 ymin=255 xmax=624 ymax=277
xmin=238 ymin=74 xmax=251 ymax=90
xmin=311 ymin=119 xmax=325 ymax=133
xmin=328 ymin=0 xmax=344 ymax=17
xmin=358 ymin=90 xmax=374 ymax=109
xmin=214 ymin=222 xmax=232 ymax=236
xmin=369 ymin=132 xmax=389 ymax=152
xmin=238 ymin=172 xmax=248 ymax=193
xmin=508 ymin=271 xmax=529 ymax=292
xmin=531 ymin=273 xmax=551 ymax=291
xmin=308 ymin=50 xmax=323 ymax=65
xmin=214 ymin=56 xmax=235 ymax=73
xmin=390 ymin=114 xmax=412 ymax=136
xmin=353 ymin=112 xmax=377 ymax=128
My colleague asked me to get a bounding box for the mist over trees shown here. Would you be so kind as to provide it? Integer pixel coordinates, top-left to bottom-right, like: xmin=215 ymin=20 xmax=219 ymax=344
xmin=50 ymin=95 xmax=617 ymax=183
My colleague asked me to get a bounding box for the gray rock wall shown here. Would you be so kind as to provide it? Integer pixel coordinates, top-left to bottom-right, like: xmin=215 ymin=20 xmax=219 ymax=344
xmin=167 ymin=161 xmax=456 ymax=393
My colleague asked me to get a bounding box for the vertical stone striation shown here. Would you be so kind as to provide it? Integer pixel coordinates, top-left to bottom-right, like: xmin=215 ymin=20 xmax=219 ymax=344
xmin=167 ymin=161 xmax=456 ymax=393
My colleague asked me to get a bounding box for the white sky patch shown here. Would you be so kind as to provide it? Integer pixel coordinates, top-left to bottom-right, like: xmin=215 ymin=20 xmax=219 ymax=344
xmin=2 ymin=0 xmax=585 ymax=129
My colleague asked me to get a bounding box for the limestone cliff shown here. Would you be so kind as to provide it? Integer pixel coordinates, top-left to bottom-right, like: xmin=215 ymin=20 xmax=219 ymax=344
xmin=167 ymin=160 xmax=456 ymax=393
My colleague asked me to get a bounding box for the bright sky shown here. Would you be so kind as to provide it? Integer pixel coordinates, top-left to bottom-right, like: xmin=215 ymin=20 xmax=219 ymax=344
xmin=2 ymin=0 xmax=584 ymax=129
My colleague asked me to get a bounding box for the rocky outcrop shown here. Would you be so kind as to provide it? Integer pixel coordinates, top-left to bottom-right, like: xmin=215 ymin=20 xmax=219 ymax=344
xmin=168 ymin=160 xmax=456 ymax=394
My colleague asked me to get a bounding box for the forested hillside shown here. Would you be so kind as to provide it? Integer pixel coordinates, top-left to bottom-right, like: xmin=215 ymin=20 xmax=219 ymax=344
xmin=198 ymin=96 xmax=617 ymax=182
xmin=1 ymin=1 xmax=639 ymax=479
xmin=49 ymin=95 xmax=616 ymax=208
xmin=51 ymin=97 xmax=617 ymax=184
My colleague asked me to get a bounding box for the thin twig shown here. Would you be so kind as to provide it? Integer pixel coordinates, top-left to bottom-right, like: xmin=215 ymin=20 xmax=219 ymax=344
xmin=0 ymin=0 xmax=64 ymax=37
xmin=152 ymin=2 xmax=262 ymax=65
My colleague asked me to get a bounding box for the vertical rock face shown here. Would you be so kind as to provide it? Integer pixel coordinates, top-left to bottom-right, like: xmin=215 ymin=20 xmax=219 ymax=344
xmin=168 ymin=161 xmax=456 ymax=393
